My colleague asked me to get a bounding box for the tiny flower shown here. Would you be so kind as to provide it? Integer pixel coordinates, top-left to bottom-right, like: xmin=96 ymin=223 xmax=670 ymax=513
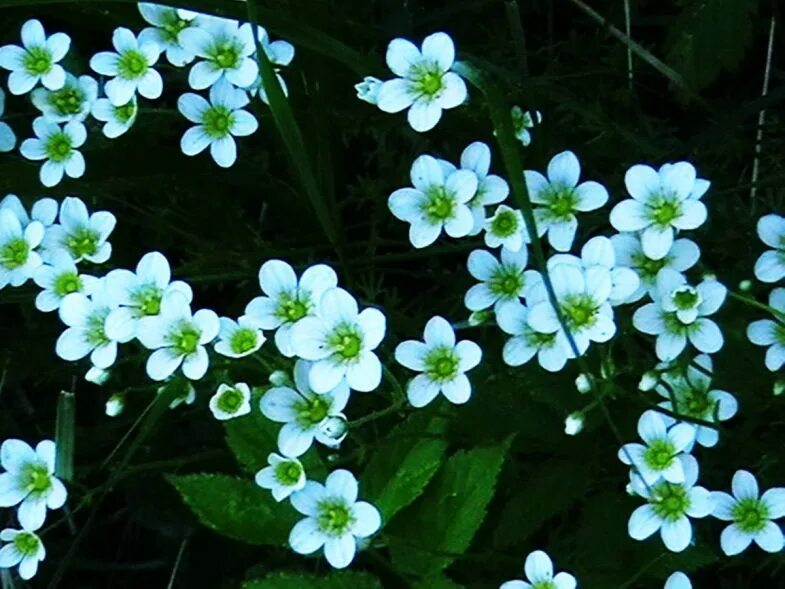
xmin=633 ymin=269 xmax=726 ymax=361
xmin=259 ymin=359 xmax=350 ymax=457
xmin=395 ymin=315 xmax=482 ymax=408
xmin=209 ymin=382 xmax=252 ymax=421
xmin=0 ymin=208 xmax=43 ymax=289
xmin=388 ymin=154 xmax=478 ymax=248
xmin=618 ymin=410 xmax=695 ymax=485
xmin=137 ymin=3 xmax=201 ymax=66
xmin=355 ymin=76 xmax=382 ymax=105
xmin=31 ymin=73 xmax=98 ymax=123
xmin=710 ymin=470 xmax=785 ymax=556
xmin=484 ymin=205 xmax=528 ymax=251
xmin=0 ymin=526 xmax=46 ymax=580
xmin=627 ymin=454 xmax=713 ymax=552
xmin=458 ymin=142 xmax=510 ymax=235
xmin=20 ymin=117 xmax=86 ymax=187
xmin=290 ymin=287 xmax=386 ymax=393
xmin=376 ymin=32 xmax=467 ymax=132
xmin=748 ymin=288 xmax=785 ymax=371
xmin=104 ymin=393 xmax=124 ymax=416
xmin=564 ymin=412 xmax=584 ymax=436
xmin=289 ymin=469 xmax=381 ymax=569
xmin=0 ymin=439 xmax=67 ymax=530
xmin=179 ymin=16 xmax=258 ymax=90
xmin=178 ymin=78 xmax=258 ymax=168
xmin=136 ymin=290 xmax=220 ymax=381
xmin=91 ymin=97 xmax=138 ymax=138
xmin=464 ymin=247 xmax=539 ymax=313
xmin=42 ymin=197 xmax=116 ymax=264
xmin=0 ymin=89 xmax=16 ymax=151
xmin=244 ymin=260 xmax=338 ymax=357
xmin=610 ymin=162 xmax=709 ymax=260
xmin=524 ymin=150 xmax=609 ymax=252
xmin=0 ymin=194 xmax=58 ymax=230
xmin=0 ymin=19 xmax=70 ymax=95
xmin=665 ymin=572 xmax=691 ymax=589
xmin=89 ymin=27 xmax=163 ymax=106
xmin=496 ymin=301 xmax=565 ymax=372
xmin=510 ymin=106 xmax=541 ymax=146
xmin=33 ymin=250 xmax=99 ymax=312
xmin=500 ymin=549 xmax=577 ymax=589
xmin=754 ymin=214 xmax=785 ymax=283
xmin=214 ymin=316 xmax=265 ymax=358
xmin=254 ymin=452 xmax=305 ymax=501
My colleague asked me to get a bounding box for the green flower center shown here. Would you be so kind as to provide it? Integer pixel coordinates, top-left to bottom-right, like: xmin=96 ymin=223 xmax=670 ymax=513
xmin=545 ymin=187 xmax=578 ymax=219
xmin=117 ymin=49 xmax=149 ymax=79
xmin=230 ymin=327 xmax=258 ymax=354
xmin=329 ymin=324 xmax=363 ymax=361
xmin=45 ymin=132 xmax=73 ymax=162
xmin=632 ymin=252 xmax=668 ymax=282
xmin=53 ymin=271 xmax=82 ymax=297
xmin=169 ymin=322 xmax=201 ymax=355
xmin=131 ymin=284 xmax=163 ymax=316
xmin=12 ymin=532 xmax=40 ymax=557
xmin=424 ymin=345 xmax=460 ymax=381
xmin=672 ymin=287 xmax=700 ymax=310
xmin=49 ymin=86 xmax=85 ymax=116
xmin=774 ymin=323 xmax=785 ymax=347
xmin=422 ymin=187 xmax=455 ymax=223
xmin=677 ymin=386 xmax=714 ymax=419
xmin=650 ymin=482 xmax=691 ymax=522
xmin=114 ymin=101 xmax=137 ymax=124
xmin=490 ymin=210 xmax=519 ymax=237
xmin=276 ymin=293 xmax=310 ymax=323
xmin=562 ymin=294 xmax=598 ymax=330
xmin=525 ymin=329 xmax=558 ymax=348
xmin=317 ymin=500 xmax=355 ymax=536
xmin=274 ymin=460 xmax=303 ymax=486
xmin=216 ymin=387 xmax=245 ymax=414
xmin=161 ymin=13 xmax=191 ymax=43
xmin=296 ymin=395 xmax=331 ymax=426
xmin=209 ymin=41 xmax=241 ymax=69
xmin=21 ymin=463 xmax=51 ymax=495
xmin=489 ymin=266 xmax=524 ymax=298
xmin=202 ymin=106 xmax=235 ymax=138
xmin=648 ymin=195 xmax=682 ymax=228
xmin=65 ymin=227 xmax=99 ymax=259
xmin=1 ymin=237 xmax=29 ymax=270
xmin=732 ymin=498 xmax=770 ymax=533
xmin=643 ymin=438 xmax=677 ymax=471
xmin=531 ymin=582 xmax=556 ymax=589
xmin=86 ymin=309 xmax=111 ymax=347
xmin=413 ymin=65 xmax=444 ymax=97
xmin=23 ymin=46 xmax=52 ymax=75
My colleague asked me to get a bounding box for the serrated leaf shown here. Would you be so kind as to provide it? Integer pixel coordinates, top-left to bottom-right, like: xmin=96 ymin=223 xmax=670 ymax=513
xmin=242 ymin=570 xmax=382 ymax=589
xmin=387 ymin=437 xmax=513 ymax=576
xmin=363 ymin=411 xmax=450 ymax=522
xmin=169 ymin=474 xmax=296 ymax=545
xmin=664 ymin=0 xmax=758 ymax=90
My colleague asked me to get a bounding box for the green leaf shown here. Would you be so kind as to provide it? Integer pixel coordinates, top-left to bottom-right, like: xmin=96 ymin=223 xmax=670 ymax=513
xmin=54 ymin=390 xmax=75 ymax=481
xmin=362 ymin=412 xmax=450 ymax=523
xmin=387 ymin=437 xmax=513 ymax=576
xmin=243 ymin=570 xmax=383 ymax=589
xmin=168 ymin=474 xmax=296 ymax=545
xmin=413 ymin=574 xmax=465 ymax=589
xmin=664 ymin=0 xmax=759 ymax=90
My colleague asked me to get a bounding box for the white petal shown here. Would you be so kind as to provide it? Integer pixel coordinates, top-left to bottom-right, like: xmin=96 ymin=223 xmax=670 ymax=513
xmin=547 ymin=151 xmax=580 ymax=188
xmin=441 ymin=374 xmax=471 ymax=404
xmin=624 ymin=164 xmax=659 ymax=201
xmin=755 ymin=521 xmax=785 ymax=552
xmin=325 ymin=469 xmax=358 ymax=503
xmin=288 ymin=517 xmax=326 ymax=554
xmin=407 ymin=373 xmax=440 ymax=408
xmin=720 ymin=524 xmax=753 ymax=556
xmin=324 ymin=534 xmax=356 ymax=569
xmin=524 ymin=550 xmax=553 ymax=582
xmin=145 ymin=347 xmax=183 ymax=381
xmin=660 ymin=517 xmax=691 ymax=552
xmin=610 ymin=199 xmax=649 ymax=232
xmin=376 ymin=78 xmax=415 ymax=113
xmin=732 ymin=470 xmax=759 ymax=500
xmin=386 ymin=38 xmax=421 ymax=77
xmin=757 ymin=214 xmax=785 ymax=249
xmin=407 ymin=99 xmax=442 ymax=133
xmin=421 ymin=32 xmax=454 ymax=71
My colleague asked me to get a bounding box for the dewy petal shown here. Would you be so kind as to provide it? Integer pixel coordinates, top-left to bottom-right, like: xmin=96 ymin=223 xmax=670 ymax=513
xmin=386 ymin=38 xmax=421 ymax=77
xmin=259 ymin=386 xmax=300 ymax=422
xmin=421 ymin=32 xmax=454 ymax=71
xmin=524 ymin=550 xmax=554 ymax=582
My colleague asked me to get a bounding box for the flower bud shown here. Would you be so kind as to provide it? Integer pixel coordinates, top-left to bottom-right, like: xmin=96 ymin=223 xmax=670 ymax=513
xmin=774 ymin=379 xmax=785 ymax=396
xmin=320 ymin=415 xmax=348 ymax=446
xmin=468 ymin=309 xmax=493 ymax=327
xmin=105 ymin=394 xmax=125 ymax=417
xmin=564 ymin=412 xmax=584 ymax=436
xmin=575 ymin=373 xmax=592 ymax=394
xmin=85 ymin=366 xmax=110 ymax=385
xmin=269 ymin=370 xmax=291 ymax=387
xmin=739 ymin=279 xmax=753 ymax=292
xmin=638 ymin=371 xmax=659 ymax=392
xmin=354 ymin=76 xmax=383 ymax=105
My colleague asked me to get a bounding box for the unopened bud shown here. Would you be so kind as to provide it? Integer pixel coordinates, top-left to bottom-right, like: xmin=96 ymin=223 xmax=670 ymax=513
xmin=354 ymin=76 xmax=382 ymax=105
xmin=774 ymin=379 xmax=785 ymax=396
xmin=638 ymin=371 xmax=659 ymax=392
xmin=575 ymin=373 xmax=592 ymax=394
xmin=105 ymin=394 xmax=125 ymax=417
xmin=85 ymin=366 xmax=110 ymax=385
xmin=269 ymin=370 xmax=291 ymax=387
xmin=564 ymin=412 xmax=584 ymax=436
xmin=739 ymin=279 xmax=753 ymax=292
xmin=468 ymin=309 xmax=493 ymax=327
xmin=320 ymin=415 xmax=348 ymax=446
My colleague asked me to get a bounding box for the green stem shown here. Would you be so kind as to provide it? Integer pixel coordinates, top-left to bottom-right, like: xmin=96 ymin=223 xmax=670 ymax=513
xmin=730 ymin=290 xmax=785 ymax=320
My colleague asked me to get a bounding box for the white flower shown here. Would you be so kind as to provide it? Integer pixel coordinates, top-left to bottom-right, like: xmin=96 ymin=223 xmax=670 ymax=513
xmin=0 ymin=208 xmax=43 ymax=289
xmin=42 ymin=196 xmax=115 ymax=264
xmin=33 ymin=250 xmax=99 ymax=312
xmin=209 ymin=382 xmax=252 ymax=420
xmin=254 ymin=452 xmax=305 ymax=502
xmin=89 ymin=27 xmax=163 ymax=106
xmin=104 ymin=251 xmax=193 ymax=341
xmin=137 ymin=3 xmax=200 ymax=66
xmin=611 ymin=233 xmax=700 ymax=303
xmin=665 ymin=572 xmax=691 ymax=589
xmin=0 ymin=194 xmax=57 ymax=229
xmin=0 ymin=89 xmax=16 ymax=151
xmin=627 ymin=454 xmax=713 ymax=552
xmin=259 ymin=359 xmax=350 ymax=457
xmin=654 ymin=354 xmax=737 ymax=448
xmin=497 ymin=301 xmax=566 ymax=372
xmin=499 ymin=549 xmax=576 ymax=589
xmin=136 ymin=290 xmax=220 ymax=381
xmin=0 ymin=19 xmax=69 ymax=95
xmin=464 ymin=247 xmax=539 ymax=313
xmin=754 ymin=214 xmax=785 ymax=283
xmin=91 ymin=96 xmax=138 ymax=139
xmin=395 ymin=316 xmax=481 ymax=408
xmin=178 ymin=78 xmax=258 ymax=168
xmin=242 ymin=27 xmax=294 ymax=104
xmin=355 ymin=76 xmax=382 ymax=105
xmin=610 ymin=162 xmax=709 ymax=260
xmin=20 ymin=117 xmax=86 ymax=187
xmin=214 ymin=316 xmax=265 ymax=358
xmin=710 ymin=470 xmax=785 ymax=556
xmin=290 ymin=287 xmax=386 ymax=393
xmin=289 ymin=469 xmax=381 ymax=569
xmin=31 ymin=73 xmax=98 ymax=122
xmin=458 ymin=142 xmax=510 ymax=235
xmin=179 ymin=17 xmax=258 ymax=90
xmin=376 ymin=32 xmax=467 ymax=132
xmin=510 ymin=106 xmax=541 ymax=146
xmin=524 ymin=150 xmax=609 ymax=252
xmin=618 ymin=410 xmax=695 ymax=485
xmin=633 ymin=269 xmax=726 ymax=361
xmin=0 ymin=439 xmax=67 ymax=530
xmin=0 ymin=526 xmax=46 ymax=580
xmin=484 ymin=205 xmax=528 ymax=251
xmin=244 ymin=260 xmax=337 ymax=357
xmin=388 ymin=154 xmax=478 ymax=248
xmin=747 ymin=288 xmax=785 ymax=371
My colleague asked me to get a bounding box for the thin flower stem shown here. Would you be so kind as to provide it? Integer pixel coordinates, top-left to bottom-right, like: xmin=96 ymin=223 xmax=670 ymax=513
xmin=750 ymin=16 xmax=776 ymax=202
xmin=730 ymin=290 xmax=785 ymax=321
